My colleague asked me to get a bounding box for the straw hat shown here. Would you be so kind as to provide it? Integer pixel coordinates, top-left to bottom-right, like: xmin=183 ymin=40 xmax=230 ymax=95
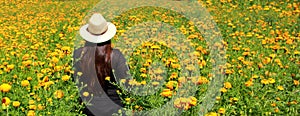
xmin=79 ymin=13 xmax=116 ymax=43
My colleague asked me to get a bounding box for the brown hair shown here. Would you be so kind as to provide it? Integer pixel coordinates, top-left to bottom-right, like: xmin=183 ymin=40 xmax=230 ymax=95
xmin=76 ymin=40 xmax=112 ymax=96
xmin=94 ymin=40 xmax=112 ymax=91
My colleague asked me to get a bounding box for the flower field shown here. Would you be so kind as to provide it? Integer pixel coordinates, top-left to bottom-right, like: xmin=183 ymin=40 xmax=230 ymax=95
xmin=0 ymin=0 xmax=299 ymax=116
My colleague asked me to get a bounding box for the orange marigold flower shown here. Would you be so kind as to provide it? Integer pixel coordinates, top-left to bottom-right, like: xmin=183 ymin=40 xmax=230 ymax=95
xmin=12 ymin=101 xmax=20 ymax=107
xmin=294 ymin=80 xmax=299 ymax=86
xmin=0 ymin=83 xmax=12 ymax=92
xmin=160 ymin=89 xmax=173 ymax=97
xmin=2 ymin=97 xmax=11 ymax=106
xmin=54 ymin=90 xmax=64 ymax=99
xmin=245 ymin=80 xmax=253 ymax=87
xmin=61 ymin=75 xmax=70 ymax=81
xmin=277 ymin=86 xmax=284 ymax=90
xmin=21 ymin=80 xmax=30 ymax=87
xmin=220 ymin=88 xmax=227 ymax=93
xmin=27 ymin=110 xmax=35 ymax=116
xmin=224 ymin=82 xmax=232 ymax=89
xmin=261 ymin=79 xmax=269 ymax=85
xmin=218 ymin=108 xmax=226 ymax=114
xmin=268 ymin=78 xmax=275 ymax=84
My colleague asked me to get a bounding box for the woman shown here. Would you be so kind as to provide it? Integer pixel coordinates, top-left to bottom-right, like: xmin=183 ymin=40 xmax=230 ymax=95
xmin=73 ymin=13 xmax=129 ymax=116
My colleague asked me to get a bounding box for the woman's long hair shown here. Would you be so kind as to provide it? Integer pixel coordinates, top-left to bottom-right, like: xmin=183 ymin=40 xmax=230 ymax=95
xmin=76 ymin=40 xmax=112 ymax=96
xmin=94 ymin=40 xmax=112 ymax=91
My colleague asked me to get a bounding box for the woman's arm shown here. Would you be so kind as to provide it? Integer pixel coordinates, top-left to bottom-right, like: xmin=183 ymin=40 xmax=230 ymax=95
xmin=111 ymin=49 xmax=130 ymax=83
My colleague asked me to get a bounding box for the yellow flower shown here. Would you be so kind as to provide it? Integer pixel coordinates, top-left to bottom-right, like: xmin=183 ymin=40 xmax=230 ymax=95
xmin=27 ymin=77 xmax=32 ymax=81
xmin=140 ymin=68 xmax=147 ymax=73
xmin=83 ymin=92 xmax=89 ymax=97
xmin=268 ymin=78 xmax=275 ymax=84
xmin=160 ymin=89 xmax=173 ymax=97
xmin=277 ymin=86 xmax=284 ymax=90
xmin=77 ymin=72 xmax=83 ymax=76
xmin=189 ymin=96 xmax=197 ymax=106
xmin=151 ymin=45 xmax=160 ymax=49
xmin=29 ymin=105 xmax=36 ymax=110
xmin=197 ymin=76 xmax=209 ymax=85
xmin=125 ymin=98 xmax=131 ymax=102
xmin=21 ymin=80 xmax=30 ymax=87
xmin=178 ymin=77 xmax=186 ymax=84
xmin=205 ymin=112 xmax=218 ymax=116
xmin=224 ymin=82 xmax=232 ymax=89
xmin=54 ymin=66 xmax=62 ymax=72
xmin=29 ymin=100 xmax=35 ymax=105
xmin=105 ymin=76 xmax=110 ymax=81
xmin=7 ymin=64 xmax=15 ymax=70
xmin=262 ymin=57 xmax=271 ymax=64
xmin=54 ymin=90 xmax=64 ymax=99
xmin=220 ymin=88 xmax=227 ymax=93
xmin=152 ymin=81 xmax=160 ymax=87
xmin=294 ymin=50 xmax=300 ymax=55
xmin=27 ymin=110 xmax=35 ymax=116
xmin=140 ymin=80 xmax=146 ymax=85
xmin=140 ymin=73 xmax=147 ymax=78
xmin=61 ymin=75 xmax=70 ymax=81
xmin=261 ymin=79 xmax=269 ymax=85
xmin=225 ymin=69 xmax=233 ymax=74
xmin=293 ymin=80 xmax=299 ymax=86
xmin=166 ymin=81 xmax=177 ymax=90
xmin=0 ymin=83 xmax=12 ymax=92
xmin=2 ymin=97 xmax=11 ymax=106
xmin=13 ymin=101 xmax=20 ymax=107
xmin=37 ymin=104 xmax=44 ymax=110
xmin=218 ymin=108 xmax=226 ymax=114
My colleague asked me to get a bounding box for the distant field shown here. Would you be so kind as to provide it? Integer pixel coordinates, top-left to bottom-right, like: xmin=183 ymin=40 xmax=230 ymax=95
xmin=0 ymin=0 xmax=299 ymax=115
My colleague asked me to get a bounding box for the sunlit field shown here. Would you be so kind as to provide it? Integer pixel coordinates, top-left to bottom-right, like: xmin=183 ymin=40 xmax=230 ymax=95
xmin=0 ymin=0 xmax=299 ymax=116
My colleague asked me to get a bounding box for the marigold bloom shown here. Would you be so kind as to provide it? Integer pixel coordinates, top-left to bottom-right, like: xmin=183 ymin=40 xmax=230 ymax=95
xmin=61 ymin=75 xmax=70 ymax=81
xmin=27 ymin=110 xmax=35 ymax=116
xmin=7 ymin=64 xmax=15 ymax=70
xmin=29 ymin=105 xmax=36 ymax=110
xmin=0 ymin=83 xmax=12 ymax=92
xmin=2 ymin=97 xmax=11 ymax=106
xmin=54 ymin=90 xmax=64 ymax=99
xmin=160 ymin=89 xmax=173 ymax=97
xmin=37 ymin=104 xmax=44 ymax=110
xmin=218 ymin=108 xmax=226 ymax=114
xmin=197 ymin=77 xmax=209 ymax=85
xmin=29 ymin=100 xmax=35 ymax=105
xmin=268 ymin=78 xmax=275 ymax=84
xmin=189 ymin=96 xmax=197 ymax=106
xmin=294 ymin=80 xmax=299 ymax=86
xmin=166 ymin=81 xmax=176 ymax=90
xmin=152 ymin=81 xmax=159 ymax=87
xmin=220 ymin=88 xmax=227 ymax=93
xmin=261 ymin=79 xmax=269 ymax=85
xmin=21 ymin=80 xmax=30 ymax=87
xmin=178 ymin=77 xmax=186 ymax=84
xmin=224 ymin=82 xmax=232 ymax=89
xmin=83 ymin=92 xmax=89 ymax=97
xmin=105 ymin=76 xmax=110 ymax=81
xmin=13 ymin=101 xmax=20 ymax=107
xmin=140 ymin=80 xmax=146 ymax=85
xmin=140 ymin=73 xmax=147 ymax=78
xmin=205 ymin=112 xmax=218 ymax=116
xmin=77 ymin=72 xmax=83 ymax=76
xmin=277 ymin=86 xmax=284 ymax=90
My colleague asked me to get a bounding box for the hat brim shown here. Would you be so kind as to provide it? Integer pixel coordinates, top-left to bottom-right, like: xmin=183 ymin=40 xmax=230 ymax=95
xmin=79 ymin=22 xmax=116 ymax=43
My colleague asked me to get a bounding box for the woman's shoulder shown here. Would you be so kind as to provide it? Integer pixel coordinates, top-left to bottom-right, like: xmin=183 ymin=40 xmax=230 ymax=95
xmin=73 ymin=47 xmax=85 ymax=59
xmin=112 ymin=48 xmax=123 ymax=58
